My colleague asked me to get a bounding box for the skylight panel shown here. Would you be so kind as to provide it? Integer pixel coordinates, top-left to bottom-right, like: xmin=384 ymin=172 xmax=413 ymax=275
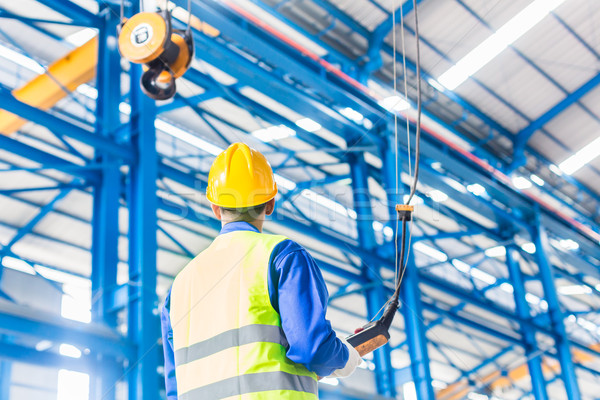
xmin=438 ymin=0 xmax=567 ymax=90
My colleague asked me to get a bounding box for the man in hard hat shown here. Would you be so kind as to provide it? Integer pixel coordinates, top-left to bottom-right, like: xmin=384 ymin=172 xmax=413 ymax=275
xmin=160 ymin=142 xmax=362 ymax=399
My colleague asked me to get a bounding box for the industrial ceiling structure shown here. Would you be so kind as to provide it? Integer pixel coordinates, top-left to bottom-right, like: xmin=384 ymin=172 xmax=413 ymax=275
xmin=0 ymin=0 xmax=599 ymax=399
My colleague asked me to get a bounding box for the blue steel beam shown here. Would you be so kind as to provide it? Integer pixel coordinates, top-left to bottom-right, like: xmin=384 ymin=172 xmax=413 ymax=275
xmin=505 ymin=245 xmax=547 ymax=400
xmin=35 ymin=0 xmax=101 ymax=26
xmin=0 ymin=135 xmax=99 ymax=183
xmin=90 ymin=8 xmax=122 ymax=400
xmin=360 ymin=0 xmax=419 ymax=79
xmin=186 ymin=0 xmax=600 ymax=244
xmin=0 ymin=360 xmax=9 ymax=400
xmin=348 ymin=152 xmax=396 ymax=396
xmin=4 ymin=188 xmax=72 ymax=251
xmin=0 ymin=88 xmax=134 ymax=161
xmin=512 ymin=71 xmax=600 ymax=166
xmin=0 ymin=341 xmax=103 ymax=374
xmin=380 ymin=135 xmax=434 ymax=399
xmin=127 ymin=58 xmax=160 ymax=400
xmin=532 ymin=217 xmax=581 ymax=399
xmin=0 ymin=303 xmax=133 ymax=359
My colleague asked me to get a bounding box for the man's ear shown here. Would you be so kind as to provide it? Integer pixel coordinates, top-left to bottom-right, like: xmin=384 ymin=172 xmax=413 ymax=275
xmin=265 ymin=198 xmax=276 ymax=216
xmin=211 ymin=204 xmax=222 ymax=220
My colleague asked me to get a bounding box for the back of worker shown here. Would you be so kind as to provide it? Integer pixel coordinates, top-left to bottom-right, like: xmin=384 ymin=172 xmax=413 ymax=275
xmin=170 ymin=230 xmax=317 ymax=399
xmin=161 ymin=143 xmax=362 ymax=399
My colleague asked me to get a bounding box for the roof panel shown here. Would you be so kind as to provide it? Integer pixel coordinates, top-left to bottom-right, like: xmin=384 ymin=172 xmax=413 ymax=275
xmin=403 ymin=0 xmax=489 ymax=64
xmin=453 ymin=79 xmax=528 ymax=133
xmin=554 ymin=0 xmax=600 ymax=57
xmin=474 ymin=49 xmax=566 ymax=121
xmin=513 ymin=12 xmax=599 ymax=93
xmin=544 ymin=104 xmax=600 ymax=152
xmin=327 ymin=0 xmax=388 ymax=31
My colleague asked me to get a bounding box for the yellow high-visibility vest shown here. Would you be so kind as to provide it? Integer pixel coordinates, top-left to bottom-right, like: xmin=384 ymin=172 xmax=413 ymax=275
xmin=170 ymin=230 xmax=319 ymax=400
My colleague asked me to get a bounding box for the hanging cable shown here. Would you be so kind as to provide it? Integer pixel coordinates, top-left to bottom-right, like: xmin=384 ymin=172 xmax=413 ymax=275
xmin=346 ymin=0 xmax=423 ymax=357
xmin=405 ymin=0 xmax=422 ymax=206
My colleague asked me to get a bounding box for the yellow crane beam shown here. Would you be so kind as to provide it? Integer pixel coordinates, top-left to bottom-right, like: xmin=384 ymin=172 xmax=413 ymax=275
xmin=0 ymin=36 xmax=98 ymax=135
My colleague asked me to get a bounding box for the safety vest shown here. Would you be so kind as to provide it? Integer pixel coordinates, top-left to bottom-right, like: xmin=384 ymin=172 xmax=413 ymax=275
xmin=170 ymin=230 xmax=319 ymax=400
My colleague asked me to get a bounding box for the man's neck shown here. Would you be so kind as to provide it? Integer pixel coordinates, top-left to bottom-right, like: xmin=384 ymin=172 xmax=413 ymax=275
xmin=221 ymin=219 xmax=264 ymax=232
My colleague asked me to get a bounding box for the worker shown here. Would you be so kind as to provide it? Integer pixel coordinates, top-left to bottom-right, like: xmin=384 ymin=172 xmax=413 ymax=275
xmin=161 ymin=142 xmax=362 ymax=399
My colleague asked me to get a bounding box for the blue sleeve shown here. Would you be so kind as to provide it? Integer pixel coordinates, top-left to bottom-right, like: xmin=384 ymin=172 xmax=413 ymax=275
xmin=269 ymin=240 xmax=349 ymax=377
xmin=160 ymin=289 xmax=178 ymax=400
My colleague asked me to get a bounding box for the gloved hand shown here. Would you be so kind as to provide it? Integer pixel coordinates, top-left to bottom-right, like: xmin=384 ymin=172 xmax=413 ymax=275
xmin=327 ymin=337 xmax=363 ymax=378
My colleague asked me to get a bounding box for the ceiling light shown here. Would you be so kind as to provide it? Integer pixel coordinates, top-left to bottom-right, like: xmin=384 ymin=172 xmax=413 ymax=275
xmin=520 ymin=242 xmax=536 ymax=254
xmin=64 ymin=28 xmax=97 ymax=46
xmin=379 ymin=96 xmax=410 ymax=112
xmin=530 ymin=174 xmax=545 ymax=186
xmin=383 ymin=226 xmax=393 ymax=238
xmin=2 ymin=256 xmax=36 ymax=275
xmin=427 ymin=78 xmax=446 ymax=92
xmin=155 ymin=119 xmax=222 ymax=155
xmin=558 ymin=285 xmax=592 ymax=295
xmin=373 ymin=221 xmax=384 ymax=231
xmin=559 ymin=136 xmax=600 ymax=175
xmin=414 ymin=242 xmax=448 ymax=262
xmin=438 ymin=0 xmax=567 ymax=89
xmin=76 ymin=84 xmax=98 ymax=100
xmin=0 ymin=43 xmax=45 ymax=74
xmin=500 ymin=282 xmax=514 ymax=293
xmin=403 ymin=194 xmax=424 ymax=205
xmin=443 ymin=177 xmax=467 ymax=193
xmin=576 ymin=317 xmax=598 ymax=332
xmin=559 ymin=239 xmax=579 ymax=251
xmin=339 ymin=107 xmax=364 ymax=123
xmin=432 ymin=380 xmax=448 ymax=389
xmin=428 ymin=189 xmax=448 ymax=202
xmin=59 ymin=344 xmax=82 ymax=358
xmin=512 ymin=176 xmax=532 ymax=189
xmin=295 ymin=117 xmax=321 ymax=132
xmin=452 ymin=259 xmax=470 ymax=273
xmin=549 ymin=164 xmax=563 ymax=176
xmin=467 ymin=183 xmax=486 ymax=196
xmin=301 ymin=189 xmax=355 ymax=218
xmin=35 ymin=340 xmax=53 ymax=351
xmin=470 ymin=268 xmax=497 ymax=285
xmin=485 ymin=246 xmax=506 ymax=258
xmin=252 ymin=125 xmax=296 ymax=142
xmin=431 ymin=162 xmax=443 ymax=171
xmin=274 ymin=174 xmax=296 ymax=191
xmin=525 ymin=293 xmax=541 ymax=305
xmin=467 ymin=392 xmax=488 ymax=400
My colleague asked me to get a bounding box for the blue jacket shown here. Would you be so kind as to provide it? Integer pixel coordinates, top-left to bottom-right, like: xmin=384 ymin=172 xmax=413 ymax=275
xmin=160 ymin=221 xmax=349 ymax=399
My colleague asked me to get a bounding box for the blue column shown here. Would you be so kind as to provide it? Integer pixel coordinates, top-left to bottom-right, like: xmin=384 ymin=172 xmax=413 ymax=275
xmin=532 ymin=216 xmax=581 ymax=399
xmin=127 ymin=4 xmax=160 ymax=399
xmin=505 ymin=245 xmax=548 ymax=400
xmin=381 ymin=135 xmax=434 ymax=400
xmin=0 ymin=360 xmax=10 ymax=400
xmin=348 ymin=152 xmax=396 ymax=397
xmin=90 ymin=6 xmax=122 ymax=400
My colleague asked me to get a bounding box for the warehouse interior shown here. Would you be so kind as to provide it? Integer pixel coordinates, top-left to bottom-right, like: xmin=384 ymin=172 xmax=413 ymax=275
xmin=0 ymin=0 xmax=600 ymax=399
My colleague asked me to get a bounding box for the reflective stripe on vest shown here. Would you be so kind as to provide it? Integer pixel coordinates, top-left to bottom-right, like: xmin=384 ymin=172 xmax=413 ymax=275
xmin=170 ymin=230 xmax=318 ymax=399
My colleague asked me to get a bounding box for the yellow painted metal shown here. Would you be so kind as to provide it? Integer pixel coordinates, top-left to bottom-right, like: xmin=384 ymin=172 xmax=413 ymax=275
xmin=436 ymin=345 xmax=600 ymax=399
xmin=0 ymin=37 xmax=98 ymax=135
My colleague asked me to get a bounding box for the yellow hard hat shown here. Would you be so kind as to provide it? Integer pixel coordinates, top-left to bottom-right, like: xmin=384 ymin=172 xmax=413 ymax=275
xmin=206 ymin=142 xmax=278 ymax=208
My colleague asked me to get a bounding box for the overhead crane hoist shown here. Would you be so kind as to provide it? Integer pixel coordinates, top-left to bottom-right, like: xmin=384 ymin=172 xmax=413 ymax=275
xmin=118 ymin=2 xmax=194 ymax=100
